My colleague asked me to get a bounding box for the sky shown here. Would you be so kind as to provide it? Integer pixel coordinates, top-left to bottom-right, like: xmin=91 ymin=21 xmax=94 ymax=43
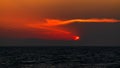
xmin=0 ymin=0 xmax=120 ymax=45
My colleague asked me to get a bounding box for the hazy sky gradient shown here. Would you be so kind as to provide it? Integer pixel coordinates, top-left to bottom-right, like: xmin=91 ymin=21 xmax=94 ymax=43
xmin=0 ymin=0 xmax=120 ymax=45
xmin=0 ymin=0 xmax=119 ymax=19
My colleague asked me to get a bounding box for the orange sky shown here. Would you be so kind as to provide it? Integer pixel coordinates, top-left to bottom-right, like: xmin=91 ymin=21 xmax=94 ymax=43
xmin=0 ymin=0 xmax=119 ymax=19
xmin=0 ymin=0 xmax=120 ymax=40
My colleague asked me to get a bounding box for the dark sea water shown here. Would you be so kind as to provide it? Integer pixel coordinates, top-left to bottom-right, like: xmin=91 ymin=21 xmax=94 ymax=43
xmin=0 ymin=46 xmax=120 ymax=68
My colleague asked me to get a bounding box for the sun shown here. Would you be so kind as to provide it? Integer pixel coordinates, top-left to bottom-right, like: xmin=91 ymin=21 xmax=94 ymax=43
xmin=73 ymin=36 xmax=80 ymax=41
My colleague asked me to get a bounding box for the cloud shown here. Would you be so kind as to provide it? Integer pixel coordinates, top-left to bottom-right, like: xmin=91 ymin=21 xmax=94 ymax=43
xmin=25 ymin=18 xmax=119 ymax=40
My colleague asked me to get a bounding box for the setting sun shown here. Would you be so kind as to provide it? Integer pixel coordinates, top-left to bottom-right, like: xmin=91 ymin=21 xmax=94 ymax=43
xmin=73 ymin=36 xmax=80 ymax=41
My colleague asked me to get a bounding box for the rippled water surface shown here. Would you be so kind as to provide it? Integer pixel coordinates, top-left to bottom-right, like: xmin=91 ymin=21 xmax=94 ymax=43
xmin=0 ymin=46 xmax=120 ymax=68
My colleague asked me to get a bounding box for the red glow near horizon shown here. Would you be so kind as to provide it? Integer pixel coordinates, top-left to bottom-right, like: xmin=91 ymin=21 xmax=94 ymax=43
xmin=26 ymin=18 xmax=120 ymax=40
xmin=0 ymin=17 xmax=120 ymax=40
xmin=73 ymin=36 xmax=80 ymax=41
xmin=27 ymin=23 xmax=75 ymax=40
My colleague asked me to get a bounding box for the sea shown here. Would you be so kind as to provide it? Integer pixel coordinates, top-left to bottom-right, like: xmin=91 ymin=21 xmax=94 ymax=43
xmin=0 ymin=46 xmax=120 ymax=68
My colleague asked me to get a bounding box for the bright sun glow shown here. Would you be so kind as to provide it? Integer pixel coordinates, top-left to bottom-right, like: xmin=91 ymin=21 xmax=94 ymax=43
xmin=73 ymin=36 xmax=80 ymax=41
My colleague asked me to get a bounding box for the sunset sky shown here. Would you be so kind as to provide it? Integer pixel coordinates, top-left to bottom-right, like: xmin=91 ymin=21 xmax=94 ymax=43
xmin=0 ymin=0 xmax=119 ymax=19
xmin=0 ymin=0 xmax=120 ymax=45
